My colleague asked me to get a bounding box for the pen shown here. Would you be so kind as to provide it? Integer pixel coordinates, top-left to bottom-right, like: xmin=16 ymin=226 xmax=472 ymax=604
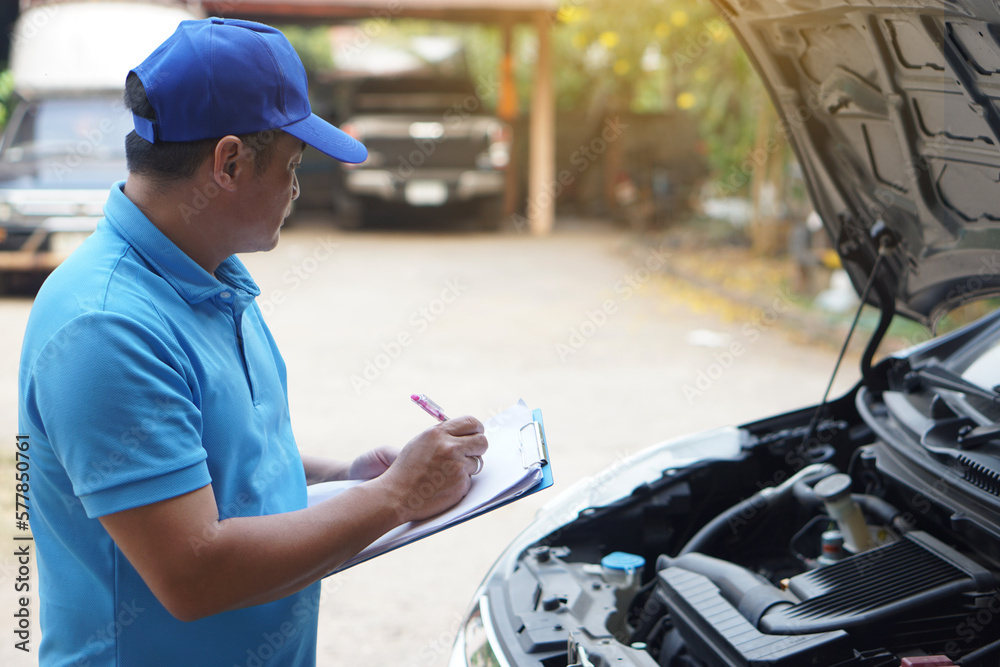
xmin=411 ymin=394 xmax=484 ymax=476
xmin=411 ymin=394 xmax=449 ymax=422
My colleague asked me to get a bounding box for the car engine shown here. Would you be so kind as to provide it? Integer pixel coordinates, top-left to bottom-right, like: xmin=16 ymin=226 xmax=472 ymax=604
xmin=490 ymin=397 xmax=1000 ymax=667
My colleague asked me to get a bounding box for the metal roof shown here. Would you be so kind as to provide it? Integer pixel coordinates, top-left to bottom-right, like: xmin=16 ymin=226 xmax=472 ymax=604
xmin=201 ymin=0 xmax=559 ymax=23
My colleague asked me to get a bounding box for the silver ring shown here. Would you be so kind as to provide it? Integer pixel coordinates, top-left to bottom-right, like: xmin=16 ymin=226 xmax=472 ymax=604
xmin=471 ymin=455 xmax=484 ymax=476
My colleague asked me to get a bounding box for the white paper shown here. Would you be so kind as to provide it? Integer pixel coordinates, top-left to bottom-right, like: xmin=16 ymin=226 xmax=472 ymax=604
xmin=308 ymin=399 xmax=545 ymax=571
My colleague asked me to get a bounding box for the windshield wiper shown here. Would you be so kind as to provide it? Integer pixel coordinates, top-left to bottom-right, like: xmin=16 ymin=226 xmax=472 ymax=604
xmin=905 ymin=361 xmax=1000 ymax=403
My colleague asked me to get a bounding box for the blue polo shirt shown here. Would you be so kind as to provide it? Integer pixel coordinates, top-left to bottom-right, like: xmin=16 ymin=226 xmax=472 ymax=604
xmin=18 ymin=182 xmax=319 ymax=666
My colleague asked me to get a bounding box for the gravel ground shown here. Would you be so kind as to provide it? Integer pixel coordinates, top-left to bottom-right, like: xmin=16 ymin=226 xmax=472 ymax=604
xmin=0 ymin=215 xmax=859 ymax=666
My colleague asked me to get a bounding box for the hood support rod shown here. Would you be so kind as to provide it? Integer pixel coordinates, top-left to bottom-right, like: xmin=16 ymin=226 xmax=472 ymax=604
xmin=859 ymin=238 xmax=896 ymax=389
xmin=801 ymin=237 xmax=893 ymax=455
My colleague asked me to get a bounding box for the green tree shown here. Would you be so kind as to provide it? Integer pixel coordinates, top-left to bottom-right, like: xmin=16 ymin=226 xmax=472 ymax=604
xmin=0 ymin=69 xmax=13 ymax=131
xmin=282 ymin=26 xmax=334 ymax=74
xmin=552 ymin=0 xmax=773 ymax=191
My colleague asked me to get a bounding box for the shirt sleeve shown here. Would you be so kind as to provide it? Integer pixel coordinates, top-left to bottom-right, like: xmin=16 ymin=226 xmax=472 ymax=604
xmin=23 ymin=311 xmax=211 ymax=518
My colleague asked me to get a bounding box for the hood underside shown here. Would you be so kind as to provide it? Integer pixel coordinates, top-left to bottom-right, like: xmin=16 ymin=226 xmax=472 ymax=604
xmin=720 ymin=0 xmax=1000 ymax=325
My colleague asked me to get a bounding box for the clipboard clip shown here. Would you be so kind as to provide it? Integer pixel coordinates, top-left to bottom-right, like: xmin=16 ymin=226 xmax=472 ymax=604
xmin=518 ymin=420 xmax=548 ymax=468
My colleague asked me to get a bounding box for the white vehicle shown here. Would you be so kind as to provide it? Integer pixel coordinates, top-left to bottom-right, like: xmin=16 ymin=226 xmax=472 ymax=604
xmin=449 ymin=0 xmax=1000 ymax=665
xmin=0 ymin=1 xmax=198 ymax=285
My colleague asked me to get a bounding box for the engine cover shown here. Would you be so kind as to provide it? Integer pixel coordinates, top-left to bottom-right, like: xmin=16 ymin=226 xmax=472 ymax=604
xmin=654 ymin=531 xmax=996 ymax=666
xmin=654 ymin=567 xmax=853 ymax=666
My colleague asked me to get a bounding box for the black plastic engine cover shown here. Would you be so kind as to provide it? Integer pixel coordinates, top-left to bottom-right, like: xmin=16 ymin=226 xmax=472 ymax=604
xmin=655 ymin=567 xmax=854 ymax=666
xmin=760 ymin=531 xmax=995 ymax=635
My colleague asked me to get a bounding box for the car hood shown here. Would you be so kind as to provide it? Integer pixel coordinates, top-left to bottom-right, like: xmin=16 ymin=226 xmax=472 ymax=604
xmin=722 ymin=0 xmax=1000 ymax=325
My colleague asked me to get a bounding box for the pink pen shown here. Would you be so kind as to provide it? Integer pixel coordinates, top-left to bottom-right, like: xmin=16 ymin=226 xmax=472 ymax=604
xmin=411 ymin=394 xmax=449 ymax=422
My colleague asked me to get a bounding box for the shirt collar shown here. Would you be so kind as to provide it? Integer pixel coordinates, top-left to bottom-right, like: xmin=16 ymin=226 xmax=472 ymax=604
xmin=103 ymin=181 xmax=261 ymax=305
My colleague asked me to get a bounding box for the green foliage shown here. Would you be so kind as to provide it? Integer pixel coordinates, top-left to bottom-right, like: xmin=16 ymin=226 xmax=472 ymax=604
xmin=349 ymin=19 xmax=505 ymax=110
xmin=551 ymin=0 xmax=773 ymax=191
xmin=282 ymin=26 xmax=334 ymax=75
xmin=0 ymin=69 xmax=13 ymax=132
xmin=461 ymin=26 xmax=503 ymax=109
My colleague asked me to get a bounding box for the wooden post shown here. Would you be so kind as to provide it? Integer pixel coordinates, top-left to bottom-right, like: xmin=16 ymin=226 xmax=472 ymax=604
xmin=527 ymin=11 xmax=555 ymax=235
xmin=498 ymin=21 xmax=520 ymax=217
xmin=750 ymin=99 xmax=787 ymax=255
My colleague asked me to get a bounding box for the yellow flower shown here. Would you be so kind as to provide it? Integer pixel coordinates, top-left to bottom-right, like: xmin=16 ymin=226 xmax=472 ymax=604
xmin=821 ymin=249 xmax=842 ymax=269
xmin=671 ymin=10 xmax=689 ymax=28
xmin=598 ymin=31 xmax=620 ymax=49
xmin=676 ymin=92 xmax=696 ymax=109
xmin=614 ymin=59 xmax=631 ymax=75
xmin=558 ymin=6 xmax=589 ymax=23
xmin=654 ymin=22 xmax=671 ymax=39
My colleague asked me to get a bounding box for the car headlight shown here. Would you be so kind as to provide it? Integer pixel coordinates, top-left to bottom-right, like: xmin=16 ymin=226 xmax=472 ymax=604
xmin=448 ymin=596 xmax=510 ymax=667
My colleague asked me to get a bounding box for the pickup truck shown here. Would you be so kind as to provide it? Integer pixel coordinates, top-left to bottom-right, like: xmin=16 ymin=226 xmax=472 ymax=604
xmin=322 ymin=36 xmax=512 ymax=230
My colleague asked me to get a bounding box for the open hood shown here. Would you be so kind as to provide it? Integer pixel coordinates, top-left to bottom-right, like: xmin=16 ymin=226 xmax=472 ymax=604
xmin=720 ymin=0 xmax=1000 ymax=325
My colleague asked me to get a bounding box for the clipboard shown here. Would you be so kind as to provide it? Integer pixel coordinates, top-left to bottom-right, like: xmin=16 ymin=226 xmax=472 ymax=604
xmin=309 ymin=400 xmax=553 ymax=573
xmin=494 ymin=408 xmax=552 ymax=510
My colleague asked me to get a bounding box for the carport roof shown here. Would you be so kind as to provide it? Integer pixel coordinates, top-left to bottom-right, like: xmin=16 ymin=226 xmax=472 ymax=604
xmin=201 ymin=0 xmax=559 ymax=23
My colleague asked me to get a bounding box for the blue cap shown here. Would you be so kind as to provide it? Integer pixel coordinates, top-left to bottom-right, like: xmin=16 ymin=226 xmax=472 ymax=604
xmin=129 ymin=17 xmax=367 ymax=164
xmin=601 ymin=551 xmax=645 ymax=572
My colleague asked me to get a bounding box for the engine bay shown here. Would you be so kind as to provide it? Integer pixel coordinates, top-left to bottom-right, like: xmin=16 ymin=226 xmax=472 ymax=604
xmin=489 ymin=393 xmax=1000 ymax=667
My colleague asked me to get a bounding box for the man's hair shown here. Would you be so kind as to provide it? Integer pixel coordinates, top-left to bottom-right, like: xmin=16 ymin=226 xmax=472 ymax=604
xmin=123 ymin=72 xmax=280 ymax=182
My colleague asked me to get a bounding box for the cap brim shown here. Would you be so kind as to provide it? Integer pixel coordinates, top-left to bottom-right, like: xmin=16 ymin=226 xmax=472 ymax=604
xmin=283 ymin=113 xmax=368 ymax=164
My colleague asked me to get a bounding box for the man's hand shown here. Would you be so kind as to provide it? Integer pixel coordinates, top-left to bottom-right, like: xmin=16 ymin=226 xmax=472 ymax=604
xmin=375 ymin=416 xmax=488 ymax=523
xmin=301 ymin=448 xmax=398 ymax=484
xmin=347 ymin=446 xmax=398 ymax=480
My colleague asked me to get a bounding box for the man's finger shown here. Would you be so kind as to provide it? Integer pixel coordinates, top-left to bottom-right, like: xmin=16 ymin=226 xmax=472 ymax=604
xmin=460 ymin=433 xmax=488 ymax=458
xmin=441 ymin=415 xmax=485 ymax=436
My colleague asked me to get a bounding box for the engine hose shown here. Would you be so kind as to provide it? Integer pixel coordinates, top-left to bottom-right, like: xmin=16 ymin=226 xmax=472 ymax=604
xmin=677 ymin=463 xmax=838 ymax=556
xmin=958 ymin=636 xmax=1000 ymax=665
xmin=854 ymin=494 xmax=911 ymax=533
xmin=793 ymin=478 xmax=824 ymax=508
xmin=658 ymin=551 xmax=795 ymax=625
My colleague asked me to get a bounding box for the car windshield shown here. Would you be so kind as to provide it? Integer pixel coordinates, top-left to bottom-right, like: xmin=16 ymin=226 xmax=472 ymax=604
xmin=2 ymin=97 xmax=132 ymax=163
xmin=351 ymin=77 xmax=480 ymax=113
xmin=961 ymin=335 xmax=1000 ymax=389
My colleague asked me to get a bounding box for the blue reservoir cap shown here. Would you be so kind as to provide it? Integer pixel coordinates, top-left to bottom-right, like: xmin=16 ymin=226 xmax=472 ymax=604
xmin=601 ymin=551 xmax=645 ymax=572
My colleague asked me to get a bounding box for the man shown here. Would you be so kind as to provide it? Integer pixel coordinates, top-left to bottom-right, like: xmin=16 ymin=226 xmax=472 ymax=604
xmin=17 ymin=18 xmax=487 ymax=666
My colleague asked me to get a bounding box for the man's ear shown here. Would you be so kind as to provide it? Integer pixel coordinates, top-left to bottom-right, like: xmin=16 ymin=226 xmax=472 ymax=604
xmin=212 ymin=136 xmax=247 ymax=191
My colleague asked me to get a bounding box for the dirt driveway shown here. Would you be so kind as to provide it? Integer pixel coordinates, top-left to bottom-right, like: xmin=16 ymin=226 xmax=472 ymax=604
xmin=0 ymin=216 xmax=858 ymax=666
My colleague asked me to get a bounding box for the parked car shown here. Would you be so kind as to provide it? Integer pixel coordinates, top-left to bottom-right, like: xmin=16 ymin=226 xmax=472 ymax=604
xmin=0 ymin=93 xmax=132 ymax=280
xmin=448 ymin=0 xmax=1000 ymax=665
xmin=320 ymin=35 xmax=511 ymax=229
xmin=0 ymin=1 xmax=197 ymax=289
